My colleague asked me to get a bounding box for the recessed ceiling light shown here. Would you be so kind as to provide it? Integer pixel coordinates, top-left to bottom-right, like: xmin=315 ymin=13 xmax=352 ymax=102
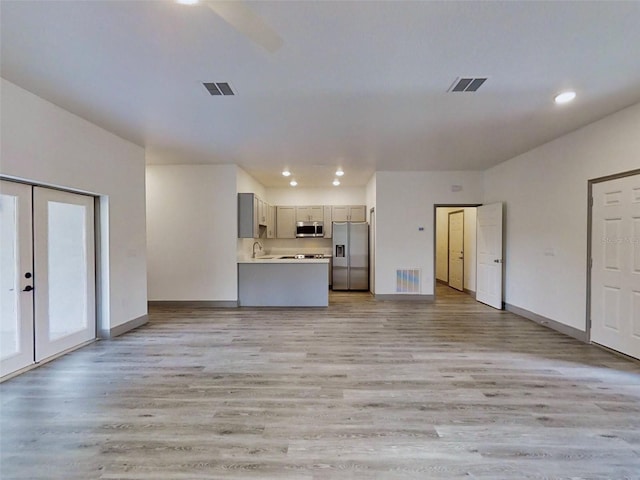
xmin=554 ymin=91 xmax=576 ymax=104
xmin=335 ymin=169 xmax=344 ymax=177
xmin=176 ymin=0 xmax=199 ymax=5
xmin=333 ymin=179 xmax=340 ymax=186
xmin=290 ymin=180 xmax=297 ymax=187
xmin=282 ymin=170 xmax=291 ymax=177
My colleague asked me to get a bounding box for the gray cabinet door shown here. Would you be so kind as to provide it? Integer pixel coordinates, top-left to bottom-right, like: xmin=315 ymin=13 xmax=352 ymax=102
xmin=276 ymin=206 xmax=296 ymax=238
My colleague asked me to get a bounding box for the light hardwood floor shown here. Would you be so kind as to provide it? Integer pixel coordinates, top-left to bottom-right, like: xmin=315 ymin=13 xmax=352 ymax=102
xmin=1 ymin=286 xmax=640 ymax=479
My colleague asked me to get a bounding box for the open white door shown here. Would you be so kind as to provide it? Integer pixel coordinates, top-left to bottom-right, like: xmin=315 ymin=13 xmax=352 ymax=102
xmin=476 ymin=202 xmax=503 ymax=309
xmin=591 ymin=174 xmax=640 ymax=360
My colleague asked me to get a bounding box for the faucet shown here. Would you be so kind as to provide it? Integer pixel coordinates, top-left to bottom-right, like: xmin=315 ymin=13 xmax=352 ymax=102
xmin=252 ymin=241 xmax=263 ymax=258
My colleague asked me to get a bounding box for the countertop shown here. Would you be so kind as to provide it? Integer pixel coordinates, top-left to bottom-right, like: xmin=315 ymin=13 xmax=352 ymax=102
xmin=238 ymin=256 xmax=330 ymax=264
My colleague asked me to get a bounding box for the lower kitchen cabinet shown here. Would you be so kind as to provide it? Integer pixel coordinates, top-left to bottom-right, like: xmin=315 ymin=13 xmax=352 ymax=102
xmin=238 ymin=261 xmax=329 ymax=306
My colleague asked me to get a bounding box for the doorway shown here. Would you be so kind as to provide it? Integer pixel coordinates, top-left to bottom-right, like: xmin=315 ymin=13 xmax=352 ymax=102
xmin=435 ymin=206 xmax=477 ymax=296
xmin=589 ymin=170 xmax=640 ymax=360
xmin=0 ymin=180 xmax=96 ymax=378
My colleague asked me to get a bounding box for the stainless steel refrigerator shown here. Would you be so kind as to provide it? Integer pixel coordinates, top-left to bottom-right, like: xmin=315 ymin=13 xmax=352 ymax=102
xmin=332 ymin=222 xmax=369 ymax=291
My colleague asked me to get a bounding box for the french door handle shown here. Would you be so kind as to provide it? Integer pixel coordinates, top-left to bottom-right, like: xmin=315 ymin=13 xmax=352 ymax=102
xmin=22 ymin=285 xmax=34 ymax=292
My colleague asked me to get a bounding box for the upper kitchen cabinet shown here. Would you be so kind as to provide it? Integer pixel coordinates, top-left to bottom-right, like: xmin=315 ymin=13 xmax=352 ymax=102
xmin=296 ymin=206 xmax=324 ymax=222
xmin=238 ymin=193 xmax=267 ymax=238
xmin=276 ymin=206 xmax=296 ymax=238
xmin=266 ymin=204 xmax=276 ymax=239
xmin=331 ymin=205 xmax=366 ymax=222
xmin=258 ymin=198 xmax=268 ymax=226
xmin=323 ymin=205 xmax=332 ymax=238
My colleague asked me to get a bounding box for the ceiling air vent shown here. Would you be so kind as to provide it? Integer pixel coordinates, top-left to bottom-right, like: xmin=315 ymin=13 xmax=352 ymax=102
xmin=203 ymin=82 xmax=235 ymax=96
xmin=448 ymin=77 xmax=487 ymax=92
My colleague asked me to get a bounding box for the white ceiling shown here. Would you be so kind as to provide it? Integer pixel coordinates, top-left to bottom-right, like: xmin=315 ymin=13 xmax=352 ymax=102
xmin=2 ymin=1 xmax=640 ymax=188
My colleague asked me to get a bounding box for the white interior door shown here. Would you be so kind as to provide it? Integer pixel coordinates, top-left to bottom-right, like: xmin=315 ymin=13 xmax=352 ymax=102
xmin=33 ymin=187 xmax=95 ymax=362
xmin=0 ymin=181 xmax=35 ymax=377
xmin=476 ymin=202 xmax=503 ymax=309
xmin=448 ymin=210 xmax=464 ymax=291
xmin=591 ymin=174 xmax=640 ymax=360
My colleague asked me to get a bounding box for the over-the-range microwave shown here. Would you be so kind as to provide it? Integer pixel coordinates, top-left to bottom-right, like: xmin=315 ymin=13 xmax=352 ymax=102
xmin=296 ymin=221 xmax=324 ymax=238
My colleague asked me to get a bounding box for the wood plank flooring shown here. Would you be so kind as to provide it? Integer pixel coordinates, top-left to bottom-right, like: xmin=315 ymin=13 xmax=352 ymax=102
xmin=2 ymin=286 xmax=640 ymax=479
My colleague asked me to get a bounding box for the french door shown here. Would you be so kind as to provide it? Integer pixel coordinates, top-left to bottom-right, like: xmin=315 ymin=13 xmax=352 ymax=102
xmin=0 ymin=180 xmax=95 ymax=378
xmin=0 ymin=181 xmax=34 ymax=376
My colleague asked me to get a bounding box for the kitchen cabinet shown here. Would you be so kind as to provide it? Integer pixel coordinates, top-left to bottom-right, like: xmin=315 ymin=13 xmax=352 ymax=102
xmin=238 ymin=260 xmax=329 ymax=306
xmin=323 ymin=205 xmax=332 ymax=238
xmin=296 ymin=206 xmax=324 ymax=222
xmin=238 ymin=193 xmax=267 ymax=238
xmin=331 ymin=205 xmax=366 ymax=222
xmin=258 ymin=198 xmax=267 ymax=226
xmin=267 ymin=204 xmax=276 ymax=238
xmin=276 ymin=206 xmax=296 ymax=238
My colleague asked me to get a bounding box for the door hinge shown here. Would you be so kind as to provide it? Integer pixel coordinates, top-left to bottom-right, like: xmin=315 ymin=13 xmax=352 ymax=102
xmin=589 ymin=258 xmax=593 ymax=269
xmin=590 ymin=196 xmax=594 ymax=207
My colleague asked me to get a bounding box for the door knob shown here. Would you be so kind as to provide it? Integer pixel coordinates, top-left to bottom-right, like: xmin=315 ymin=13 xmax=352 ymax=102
xmin=22 ymin=285 xmax=34 ymax=292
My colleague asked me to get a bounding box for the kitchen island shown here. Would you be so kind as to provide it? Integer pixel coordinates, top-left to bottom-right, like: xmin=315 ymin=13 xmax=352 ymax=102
xmin=238 ymin=257 xmax=330 ymax=307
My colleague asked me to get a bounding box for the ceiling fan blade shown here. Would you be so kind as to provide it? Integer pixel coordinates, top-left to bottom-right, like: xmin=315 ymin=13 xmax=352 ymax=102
xmin=205 ymin=1 xmax=283 ymax=53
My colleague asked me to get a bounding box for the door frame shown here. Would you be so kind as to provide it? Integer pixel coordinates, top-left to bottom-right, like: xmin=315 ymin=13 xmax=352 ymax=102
xmin=433 ymin=204 xmax=482 ymax=300
xmin=586 ymin=168 xmax=640 ymax=343
xmin=369 ymin=207 xmax=375 ymax=294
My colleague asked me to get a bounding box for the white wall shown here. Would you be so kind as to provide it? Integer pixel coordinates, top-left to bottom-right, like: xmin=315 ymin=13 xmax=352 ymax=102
xmin=146 ymin=164 xmax=238 ymax=301
xmin=375 ymin=171 xmax=484 ymax=296
xmin=0 ymin=79 xmax=147 ymax=331
xmin=435 ymin=207 xmax=477 ymax=291
xmin=266 ymin=186 xmax=365 ymax=206
xmin=237 ymin=167 xmax=266 ymax=198
xmin=484 ymin=101 xmax=640 ymax=331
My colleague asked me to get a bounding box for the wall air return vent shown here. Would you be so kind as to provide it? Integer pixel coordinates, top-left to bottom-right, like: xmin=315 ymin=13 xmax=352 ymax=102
xmin=203 ymin=82 xmax=235 ymax=96
xmin=448 ymin=77 xmax=487 ymax=92
xmin=396 ymin=269 xmax=421 ymax=294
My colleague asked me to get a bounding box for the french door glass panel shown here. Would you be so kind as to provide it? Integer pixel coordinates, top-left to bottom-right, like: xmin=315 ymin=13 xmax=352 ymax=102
xmin=48 ymin=201 xmax=89 ymax=340
xmin=34 ymin=187 xmax=95 ymax=362
xmin=1 ymin=195 xmax=19 ymax=354
xmin=0 ymin=181 xmax=35 ymax=377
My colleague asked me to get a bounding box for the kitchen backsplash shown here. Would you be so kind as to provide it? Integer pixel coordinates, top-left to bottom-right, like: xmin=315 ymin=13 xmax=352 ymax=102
xmin=239 ymin=237 xmax=332 ymax=258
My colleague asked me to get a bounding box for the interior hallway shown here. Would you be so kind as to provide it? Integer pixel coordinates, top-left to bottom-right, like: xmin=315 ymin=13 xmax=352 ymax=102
xmin=1 ymin=285 xmax=639 ymax=479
